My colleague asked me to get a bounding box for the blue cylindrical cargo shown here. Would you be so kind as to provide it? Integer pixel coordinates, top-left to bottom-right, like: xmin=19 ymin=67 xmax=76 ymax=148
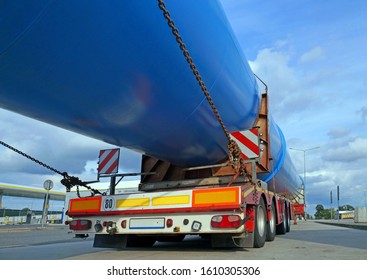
xmin=258 ymin=117 xmax=302 ymax=194
xmin=0 ymin=0 xmax=301 ymax=193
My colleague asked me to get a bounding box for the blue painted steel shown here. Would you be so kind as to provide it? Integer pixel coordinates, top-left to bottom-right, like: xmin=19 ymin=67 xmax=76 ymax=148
xmin=0 ymin=0 xmax=301 ymax=193
xmin=258 ymin=117 xmax=302 ymax=193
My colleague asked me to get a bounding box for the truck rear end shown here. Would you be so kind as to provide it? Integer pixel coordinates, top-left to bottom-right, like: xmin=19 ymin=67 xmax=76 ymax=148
xmin=67 ymin=182 xmax=257 ymax=248
xmin=66 ymin=91 xmax=298 ymax=249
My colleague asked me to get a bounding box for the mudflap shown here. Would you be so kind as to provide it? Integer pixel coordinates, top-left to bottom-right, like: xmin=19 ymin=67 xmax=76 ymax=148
xmin=93 ymin=234 xmax=128 ymax=249
xmin=211 ymin=232 xmax=252 ymax=248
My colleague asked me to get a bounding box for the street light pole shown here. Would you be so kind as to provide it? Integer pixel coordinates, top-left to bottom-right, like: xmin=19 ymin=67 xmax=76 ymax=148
xmin=289 ymin=146 xmax=320 ymax=216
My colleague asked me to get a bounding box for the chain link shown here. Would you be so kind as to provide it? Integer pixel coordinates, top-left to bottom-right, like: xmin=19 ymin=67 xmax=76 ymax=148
xmin=157 ymin=0 xmax=230 ymax=140
xmin=0 ymin=140 xmax=64 ymax=176
xmin=157 ymin=0 xmax=249 ymax=177
xmin=0 ymin=140 xmax=103 ymax=196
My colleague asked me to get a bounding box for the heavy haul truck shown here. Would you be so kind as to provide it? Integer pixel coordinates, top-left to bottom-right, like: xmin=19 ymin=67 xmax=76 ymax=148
xmin=0 ymin=0 xmax=304 ymax=248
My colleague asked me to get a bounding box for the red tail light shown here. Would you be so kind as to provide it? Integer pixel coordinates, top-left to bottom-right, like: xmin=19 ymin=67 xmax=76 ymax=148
xmin=211 ymin=215 xmax=241 ymax=228
xmin=69 ymin=219 xmax=92 ymax=230
xmin=166 ymin=219 xmax=173 ymax=228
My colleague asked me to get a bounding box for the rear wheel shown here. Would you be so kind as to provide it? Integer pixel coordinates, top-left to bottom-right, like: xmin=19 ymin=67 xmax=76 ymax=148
xmin=254 ymin=197 xmax=267 ymax=248
xmin=266 ymin=200 xmax=276 ymax=242
xmin=286 ymin=206 xmax=291 ymax=232
xmin=276 ymin=203 xmax=287 ymax=235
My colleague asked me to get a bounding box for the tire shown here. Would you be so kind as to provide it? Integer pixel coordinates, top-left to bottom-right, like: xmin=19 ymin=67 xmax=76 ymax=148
xmin=254 ymin=197 xmax=267 ymax=248
xmin=286 ymin=206 xmax=291 ymax=232
xmin=276 ymin=203 xmax=287 ymax=235
xmin=266 ymin=200 xmax=276 ymax=242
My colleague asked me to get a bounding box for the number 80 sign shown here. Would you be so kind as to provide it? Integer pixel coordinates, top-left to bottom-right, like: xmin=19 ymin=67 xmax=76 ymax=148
xmin=102 ymin=197 xmax=116 ymax=211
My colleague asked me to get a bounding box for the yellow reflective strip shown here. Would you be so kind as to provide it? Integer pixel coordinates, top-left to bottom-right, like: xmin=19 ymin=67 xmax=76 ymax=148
xmin=70 ymin=198 xmax=101 ymax=212
xmin=116 ymin=198 xmax=150 ymax=208
xmin=193 ymin=188 xmax=239 ymax=206
xmin=152 ymin=195 xmax=190 ymax=206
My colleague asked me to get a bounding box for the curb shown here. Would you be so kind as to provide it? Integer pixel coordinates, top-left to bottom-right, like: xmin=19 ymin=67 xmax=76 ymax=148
xmin=316 ymin=221 xmax=367 ymax=231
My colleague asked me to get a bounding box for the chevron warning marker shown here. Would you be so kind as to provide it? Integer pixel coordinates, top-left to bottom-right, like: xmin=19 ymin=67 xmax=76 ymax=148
xmin=230 ymin=128 xmax=260 ymax=159
xmin=98 ymin=148 xmax=120 ymax=175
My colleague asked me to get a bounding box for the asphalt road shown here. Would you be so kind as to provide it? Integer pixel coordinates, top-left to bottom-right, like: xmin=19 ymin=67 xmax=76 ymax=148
xmin=0 ymin=220 xmax=366 ymax=260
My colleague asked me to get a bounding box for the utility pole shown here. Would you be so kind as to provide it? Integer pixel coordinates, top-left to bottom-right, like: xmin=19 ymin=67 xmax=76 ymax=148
xmin=330 ymin=190 xmax=333 ymax=220
xmin=337 ymin=185 xmax=340 ymax=222
xmin=289 ymin=146 xmax=320 ymax=215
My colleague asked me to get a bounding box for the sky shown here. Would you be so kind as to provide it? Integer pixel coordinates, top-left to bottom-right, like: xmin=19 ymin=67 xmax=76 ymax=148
xmin=1 ymin=0 xmax=367 ymax=215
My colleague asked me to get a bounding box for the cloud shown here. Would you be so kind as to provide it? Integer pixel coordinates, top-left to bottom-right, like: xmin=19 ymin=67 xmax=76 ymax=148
xmin=327 ymin=127 xmax=351 ymax=139
xmin=323 ymin=137 xmax=367 ymax=162
xmin=249 ymin=48 xmax=295 ymax=89
xmin=249 ymin=46 xmax=367 ymax=215
xmin=358 ymin=106 xmax=367 ymax=123
xmin=305 ymin=164 xmax=367 ymax=214
xmin=0 ymin=109 xmax=142 ymax=189
xmin=249 ymin=48 xmax=298 ymax=109
xmin=248 ymin=47 xmax=322 ymax=123
xmin=298 ymin=47 xmax=325 ymax=64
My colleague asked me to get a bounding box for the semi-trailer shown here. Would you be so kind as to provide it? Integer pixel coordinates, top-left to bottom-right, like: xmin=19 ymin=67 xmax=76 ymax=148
xmin=0 ymin=0 xmax=304 ymax=248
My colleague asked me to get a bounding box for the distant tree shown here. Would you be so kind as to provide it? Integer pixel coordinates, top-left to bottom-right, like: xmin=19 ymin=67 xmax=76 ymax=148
xmin=338 ymin=205 xmax=354 ymax=211
xmin=315 ymin=204 xmax=331 ymax=219
xmin=315 ymin=204 xmax=324 ymax=219
xmin=316 ymin=204 xmax=324 ymax=212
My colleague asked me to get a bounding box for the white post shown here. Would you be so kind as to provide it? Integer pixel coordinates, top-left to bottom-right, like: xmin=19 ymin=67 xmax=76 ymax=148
xmin=42 ymin=180 xmax=53 ymax=228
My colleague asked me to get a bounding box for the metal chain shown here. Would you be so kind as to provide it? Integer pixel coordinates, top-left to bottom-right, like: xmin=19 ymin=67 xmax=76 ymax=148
xmin=0 ymin=140 xmax=103 ymax=196
xmin=157 ymin=0 xmax=248 ymax=176
xmin=0 ymin=140 xmax=64 ymax=176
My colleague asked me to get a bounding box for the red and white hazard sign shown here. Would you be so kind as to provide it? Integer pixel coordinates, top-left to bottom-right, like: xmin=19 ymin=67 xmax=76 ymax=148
xmin=98 ymin=148 xmax=120 ymax=175
xmin=230 ymin=128 xmax=260 ymax=159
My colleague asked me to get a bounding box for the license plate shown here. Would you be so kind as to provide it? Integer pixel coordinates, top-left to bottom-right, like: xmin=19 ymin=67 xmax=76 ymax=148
xmin=129 ymin=218 xmax=165 ymax=229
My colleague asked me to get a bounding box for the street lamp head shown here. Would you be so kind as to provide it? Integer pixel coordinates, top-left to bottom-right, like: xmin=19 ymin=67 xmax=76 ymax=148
xmin=306 ymin=146 xmax=321 ymax=151
xmin=289 ymin=146 xmax=320 ymax=152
